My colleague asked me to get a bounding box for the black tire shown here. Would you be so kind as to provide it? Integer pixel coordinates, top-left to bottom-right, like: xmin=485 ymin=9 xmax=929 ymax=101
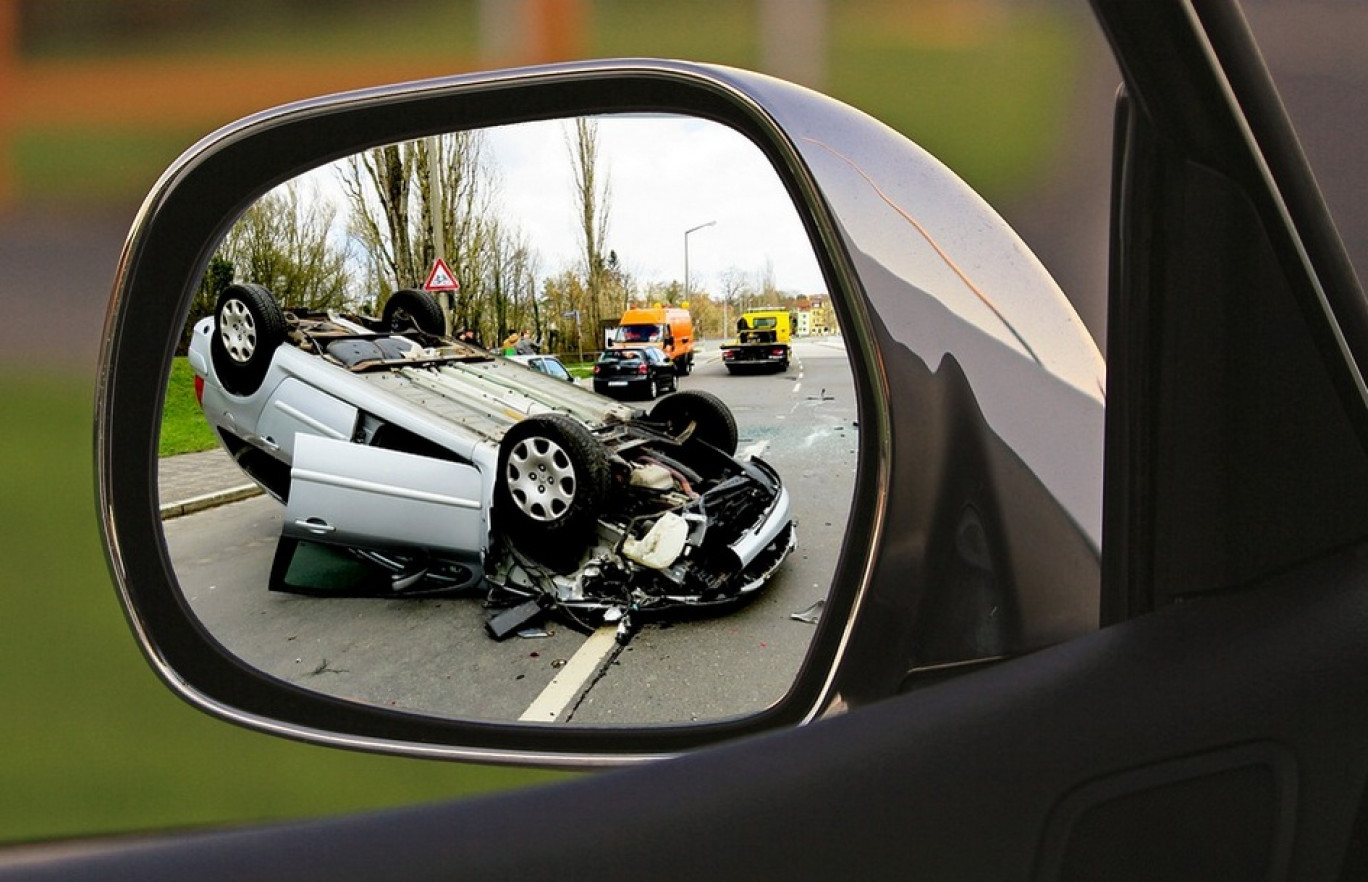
xmin=650 ymin=389 xmax=739 ymax=456
xmin=646 ymin=377 xmax=659 ymax=400
xmin=676 ymin=356 xmax=692 ymax=377
xmin=381 ymin=288 xmax=446 ymax=336
xmin=495 ymin=414 xmax=610 ymax=562
xmin=210 ymin=283 xmax=286 ymax=396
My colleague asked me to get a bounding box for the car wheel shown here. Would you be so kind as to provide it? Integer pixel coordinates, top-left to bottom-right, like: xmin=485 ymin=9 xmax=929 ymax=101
xmin=210 ymin=283 xmax=286 ymax=396
xmin=646 ymin=377 xmax=658 ymax=400
xmin=650 ymin=389 xmax=739 ymax=456
xmin=381 ymin=288 xmax=446 ymax=336
xmin=496 ymin=414 xmax=610 ymax=562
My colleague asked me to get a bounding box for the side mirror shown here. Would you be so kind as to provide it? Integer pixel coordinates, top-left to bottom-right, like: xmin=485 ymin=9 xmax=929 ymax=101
xmin=98 ymin=60 xmax=1103 ymax=764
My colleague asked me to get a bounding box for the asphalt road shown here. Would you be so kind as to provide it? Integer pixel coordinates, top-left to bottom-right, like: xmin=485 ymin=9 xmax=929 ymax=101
xmin=162 ymin=336 xmax=858 ymax=726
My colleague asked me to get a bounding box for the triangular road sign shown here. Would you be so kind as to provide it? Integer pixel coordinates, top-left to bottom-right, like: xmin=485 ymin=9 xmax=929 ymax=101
xmin=424 ymin=258 xmax=460 ymax=291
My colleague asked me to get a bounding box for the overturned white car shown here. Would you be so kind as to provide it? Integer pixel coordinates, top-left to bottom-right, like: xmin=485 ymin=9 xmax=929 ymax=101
xmin=188 ymin=283 xmax=795 ymax=638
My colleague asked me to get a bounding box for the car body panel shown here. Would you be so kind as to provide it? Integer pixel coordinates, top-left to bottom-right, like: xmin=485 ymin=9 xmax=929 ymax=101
xmin=191 ymin=315 xmax=640 ymax=475
xmin=283 ymin=434 xmax=487 ymax=563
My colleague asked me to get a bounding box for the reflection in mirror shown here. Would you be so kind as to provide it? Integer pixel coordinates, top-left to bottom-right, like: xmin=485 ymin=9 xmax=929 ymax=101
xmin=159 ymin=114 xmax=856 ymax=727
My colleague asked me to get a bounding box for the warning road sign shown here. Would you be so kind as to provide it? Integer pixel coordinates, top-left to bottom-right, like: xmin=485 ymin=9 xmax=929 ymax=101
xmin=424 ymin=258 xmax=460 ymax=292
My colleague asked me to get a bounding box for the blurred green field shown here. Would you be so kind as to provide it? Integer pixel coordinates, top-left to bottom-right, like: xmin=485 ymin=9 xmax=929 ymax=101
xmin=14 ymin=1 xmax=1084 ymax=207
xmin=0 ymin=370 xmax=566 ymax=844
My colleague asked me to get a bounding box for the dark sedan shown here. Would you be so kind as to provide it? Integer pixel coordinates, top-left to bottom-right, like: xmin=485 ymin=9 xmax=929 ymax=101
xmin=591 ymin=346 xmax=679 ymax=400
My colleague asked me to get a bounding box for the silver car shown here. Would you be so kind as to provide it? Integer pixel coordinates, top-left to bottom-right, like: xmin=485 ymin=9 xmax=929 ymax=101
xmin=188 ymin=284 xmax=794 ymax=637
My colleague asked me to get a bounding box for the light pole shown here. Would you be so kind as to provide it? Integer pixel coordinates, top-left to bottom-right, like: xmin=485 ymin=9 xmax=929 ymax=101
xmin=683 ymin=220 xmax=716 ymax=303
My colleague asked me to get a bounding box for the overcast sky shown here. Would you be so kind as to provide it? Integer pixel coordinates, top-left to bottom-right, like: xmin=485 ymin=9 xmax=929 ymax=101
xmin=483 ymin=114 xmax=826 ymax=296
xmin=290 ymin=113 xmax=826 ymax=299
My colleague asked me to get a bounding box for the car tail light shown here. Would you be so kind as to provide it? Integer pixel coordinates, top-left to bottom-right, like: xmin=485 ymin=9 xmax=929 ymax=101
xmin=194 ymin=374 xmax=205 ymax=406
xmin=593 ymin=364 xmax=601 ymax=375
xmin=637 ymin=364 xmax=648 ymax=375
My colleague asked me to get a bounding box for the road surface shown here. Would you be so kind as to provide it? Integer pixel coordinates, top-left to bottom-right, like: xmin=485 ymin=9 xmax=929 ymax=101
xmin=162 ymin=336 xmax=858 ymax=726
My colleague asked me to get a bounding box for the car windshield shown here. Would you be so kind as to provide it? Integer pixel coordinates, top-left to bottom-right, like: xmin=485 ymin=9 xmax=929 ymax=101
xmin=599 ymin=350 xmax=642 ymax=363
xmin=615 ymin=324 xmax=662 ymax=343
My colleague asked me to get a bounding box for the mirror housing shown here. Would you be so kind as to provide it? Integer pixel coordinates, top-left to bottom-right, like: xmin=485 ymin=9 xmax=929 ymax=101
xmin=99 ymin=59 xmax=1103 ymax=764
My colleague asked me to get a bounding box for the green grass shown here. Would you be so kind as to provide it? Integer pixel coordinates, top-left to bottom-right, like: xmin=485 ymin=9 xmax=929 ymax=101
xmin=0 ymin=370 xmax=567 ymax=844
xmin=159 ymin=358 xmax=220 ymax=457
xmin=564 ymin=360 xmax=595 ymax=381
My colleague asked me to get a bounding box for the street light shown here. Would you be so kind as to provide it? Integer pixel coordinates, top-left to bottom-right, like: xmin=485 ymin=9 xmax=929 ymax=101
xmin=683 ymin=220 xmax=716 ymax=302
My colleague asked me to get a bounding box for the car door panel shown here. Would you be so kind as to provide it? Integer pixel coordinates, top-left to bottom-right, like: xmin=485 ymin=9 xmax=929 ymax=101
xmin=254 ymin=377 xmax=359 ymax=459
xmin=284 ymin=433 xmax=486 ymax=559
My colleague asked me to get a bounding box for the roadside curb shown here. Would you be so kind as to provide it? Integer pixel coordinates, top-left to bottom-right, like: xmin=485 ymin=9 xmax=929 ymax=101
xmin=159 ymin=484 xmax=263 ymax=520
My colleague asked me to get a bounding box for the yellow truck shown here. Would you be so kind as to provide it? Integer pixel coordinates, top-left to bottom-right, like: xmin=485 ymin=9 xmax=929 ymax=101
xmin=609 ymin=305 xmax=696 ymax=375
xmin=720 ymin=308 xmax=795 ymax=374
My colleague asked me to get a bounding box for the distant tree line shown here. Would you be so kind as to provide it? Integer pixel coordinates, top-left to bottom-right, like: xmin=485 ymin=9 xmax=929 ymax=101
xmin=188 ymin=119 xmax=805 ymax=357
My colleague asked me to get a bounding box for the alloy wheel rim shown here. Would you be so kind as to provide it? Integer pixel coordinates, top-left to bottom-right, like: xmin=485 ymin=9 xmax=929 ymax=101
xmin=219 ymin=299 xmax=257 ymax=364
xmin=506 ymin=436 xmax=577 ymax=522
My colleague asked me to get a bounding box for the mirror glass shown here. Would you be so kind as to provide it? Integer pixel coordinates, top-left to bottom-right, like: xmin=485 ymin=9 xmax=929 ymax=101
xmin=158 ymin=114 xmax=856 ymax=726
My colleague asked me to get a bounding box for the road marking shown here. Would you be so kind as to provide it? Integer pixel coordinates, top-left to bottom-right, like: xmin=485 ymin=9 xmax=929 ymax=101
xmin=519 ymin=626 xmax=620 ymax=723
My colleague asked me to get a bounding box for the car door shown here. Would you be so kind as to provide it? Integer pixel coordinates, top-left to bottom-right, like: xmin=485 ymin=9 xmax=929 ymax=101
xmin=284 ymin=433 xmax=487 ymax=563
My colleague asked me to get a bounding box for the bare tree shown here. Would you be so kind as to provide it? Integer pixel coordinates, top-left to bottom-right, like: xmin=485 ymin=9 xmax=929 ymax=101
xmin=480 ymin=219 xmax=542 ymax=345
xmin=541 ymin=267 xmax=591 ymax=356
xmin=343 ymin=143 xmax=418 ymax=288
xmin=340 ymin=131 xmax=498 ymax=314
xmin=567 ymin=117 xmax=613 ymax=335
xmin=719 ymin=266 xmax=755 ymax=332
xmin=182 ymin=252 xmax=235 ymax=354
xmin=216 ymin=180 xmax=352 ymax=311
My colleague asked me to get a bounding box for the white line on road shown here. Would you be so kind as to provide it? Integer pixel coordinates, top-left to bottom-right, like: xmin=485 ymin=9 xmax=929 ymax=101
xmin=519 ymin=626 xmax=620 ymax=723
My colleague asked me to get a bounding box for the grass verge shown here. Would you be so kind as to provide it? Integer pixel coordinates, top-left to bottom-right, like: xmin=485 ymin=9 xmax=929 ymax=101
xmin=159 ymin=358 xmax=219 ymax=457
